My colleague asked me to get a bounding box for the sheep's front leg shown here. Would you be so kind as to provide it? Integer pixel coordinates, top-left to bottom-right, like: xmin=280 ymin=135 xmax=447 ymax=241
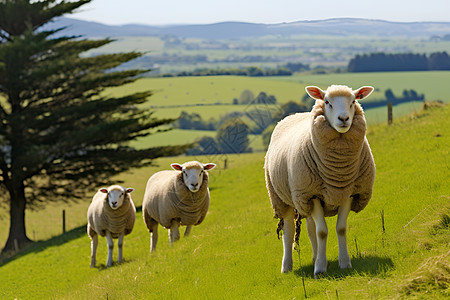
xmin=106 ymin=231 xmax=114 ymax=267
xmin=168 ymin=222 xmax=180 ymax=245
xmin=306 ymin=217 xmax=317 ymax=263
xmin=184 ymin=225 xmax=192 ymax=237
xmin=336 ymin=197 xmax=352 ymax=269
xmin=117 ymin=232 xmax=124 ymax=264
xmin=311 ymin=198 xmax=328 ymax=277
xmin=281 ymin=208 xmax=295 ymax=273
xmin=90 ymin=234 xmax=98 ymax=268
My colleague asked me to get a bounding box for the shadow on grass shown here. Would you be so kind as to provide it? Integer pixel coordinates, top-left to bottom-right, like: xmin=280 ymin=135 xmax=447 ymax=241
xmin=0 ymin=206 xmax=144 ymax=267
xmin=0 ymin=224 xmax=87 ymax=267
xmin=294 ymin=255 xmax=394 ymax=279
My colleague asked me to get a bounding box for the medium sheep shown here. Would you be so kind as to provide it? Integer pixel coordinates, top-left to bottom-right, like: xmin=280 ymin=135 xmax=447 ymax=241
xmin=142 ymin=161 xmax=216 ymax=252
xmin=264 ymin=85 xmax=375 ymax=277
xmin=87 ymin=185 xmax=136 ymax=268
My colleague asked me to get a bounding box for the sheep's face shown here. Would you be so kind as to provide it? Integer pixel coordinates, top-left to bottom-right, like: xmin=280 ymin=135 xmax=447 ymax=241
xmin=323 ymin=94 xmax=356 ymax=133
xmin=100 ymin=186 xmax=134 ymax=210
xmin=306 ymin=85 xmax=374 ymax=134
xmin=171 ymin=161 xmax=216 ymax=193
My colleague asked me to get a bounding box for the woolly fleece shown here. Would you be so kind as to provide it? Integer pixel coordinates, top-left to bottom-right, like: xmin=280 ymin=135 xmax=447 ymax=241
xmin=265 ymin=89 xmax=375 ymax=218
xmin=87 ymin=185 xmax=136 ymax=239
xmin=142 ymin=161 xmax=211 ymax=230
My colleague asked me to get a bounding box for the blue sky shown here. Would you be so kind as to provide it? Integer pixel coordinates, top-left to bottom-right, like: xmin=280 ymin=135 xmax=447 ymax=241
xmin=70 ymin=0 xmax=450 ymax=26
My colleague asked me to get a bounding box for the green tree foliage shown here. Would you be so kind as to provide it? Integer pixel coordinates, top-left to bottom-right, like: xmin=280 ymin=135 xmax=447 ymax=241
xmin=255 ymin=92 xmax=276 ymax=104
xmin=0 ymin=0 xmax=187 ymax=253
xmin=216 ymin=119 xmax=251 ymax=154
xmin=175 ymin=111 xmax=215 ymax=130
xmin=186 ymin=136 xmax=220 ymax=156
xmin=164 ymin=66 xmax=292 ymax=78
xmin=348 ymin=52 xmax=450 ymax=72
xmin=284 ymin=62 xmax=310 ymax=73
xmin=238 ymin=89 xmax=254 ymax=104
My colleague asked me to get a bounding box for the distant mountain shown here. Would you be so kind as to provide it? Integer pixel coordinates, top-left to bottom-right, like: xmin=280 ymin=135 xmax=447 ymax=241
xmin=42 ymin=17 xmax=450 ymax=39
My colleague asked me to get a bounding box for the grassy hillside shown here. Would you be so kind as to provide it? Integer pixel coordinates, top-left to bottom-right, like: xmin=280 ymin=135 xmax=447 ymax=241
xmin=0 ymin=104 xmax=448 ymax=299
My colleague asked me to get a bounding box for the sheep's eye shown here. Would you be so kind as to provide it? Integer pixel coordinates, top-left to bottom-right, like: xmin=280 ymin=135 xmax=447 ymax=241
xmin=325 ymin=100 xmax=329 ymax=104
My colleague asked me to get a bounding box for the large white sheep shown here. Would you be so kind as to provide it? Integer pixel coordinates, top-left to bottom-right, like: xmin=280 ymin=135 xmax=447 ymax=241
xmin=87 ymin=185 xmax=136 ymax=268
xmin=142 ymin=161 xmax=216 ymax=252
xmin=264 ymin=85 xmax=376 ymax=277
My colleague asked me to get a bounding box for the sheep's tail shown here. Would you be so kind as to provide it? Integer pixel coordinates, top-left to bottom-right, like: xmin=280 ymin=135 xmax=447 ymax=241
xmin=276 ymin=211 xmax=302 ymax=247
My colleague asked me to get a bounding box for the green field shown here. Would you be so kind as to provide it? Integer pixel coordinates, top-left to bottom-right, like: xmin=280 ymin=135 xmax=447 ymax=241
xmin=0 ymin=104 xmax=448 ymax=299
xmin=109 ymin=71 xmax=450 ymax=149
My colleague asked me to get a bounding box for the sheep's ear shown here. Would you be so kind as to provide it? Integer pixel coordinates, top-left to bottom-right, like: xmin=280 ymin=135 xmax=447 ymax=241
xmin=126 ymin=188 xmax=134 ymax=193
xmin=203 ymin=163 xmax=216 ymax=171
xmin=171 ymin=163 xmax=183 ymax=171
xmin=354 ymin=86 xmax=374 ymax=100
xmin=305 ymin=86 xmax=326 ymax=101
xmin=99 ymin=188 xmax=108 ymax=194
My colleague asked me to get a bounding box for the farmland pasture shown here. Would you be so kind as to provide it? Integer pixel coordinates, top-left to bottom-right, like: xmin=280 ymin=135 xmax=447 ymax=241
xmin=0 ymin=104 xmax=448 ymax=299
xmin=110 ymin=71 xmax=450 ymax=149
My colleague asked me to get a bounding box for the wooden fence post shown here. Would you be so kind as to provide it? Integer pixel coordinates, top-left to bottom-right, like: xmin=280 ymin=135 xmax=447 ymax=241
xmin=62 ymin=209 xmax=66 ymax=234
xmin=387 ymin=102 xmax=393 ymax=125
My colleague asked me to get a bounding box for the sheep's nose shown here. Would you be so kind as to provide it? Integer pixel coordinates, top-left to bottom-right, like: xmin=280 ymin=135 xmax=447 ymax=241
xmin=191 ymin=183 xmax=198 ymax=188
xmin=338 ymin=116 xmax=349 ymax=122
xmin=111 ymin=201 xmax=117 ymax=206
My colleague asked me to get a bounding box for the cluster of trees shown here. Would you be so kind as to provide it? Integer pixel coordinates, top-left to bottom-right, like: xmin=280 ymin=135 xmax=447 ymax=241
xmin=175 ymin=90 xmax=280 ymax=131
xmin=0 ymin=0 xmax=186 ymax=253
xmin=163 ymin=66 xmax=292 ymax=77
xmin=186 ymin=100 xmax=310 ymax=155
xmin=385 ymin=89 xmax=424 ymax=101
xmin=233 ymin=90 xmax=277 ymax=105
xmin=186 ymin=120 xmax=252 ymax=155
xmin=348 ymin=51 xmax=450 ymax=72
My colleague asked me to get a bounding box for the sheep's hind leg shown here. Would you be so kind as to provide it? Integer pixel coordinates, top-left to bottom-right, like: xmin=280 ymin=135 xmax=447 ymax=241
xmin=311 ymin=198 xmax=328 ymax=278
xmin=306 ymin=217 xmax=317 ymax=263
xmin=150 ymin=223 xmax=158 ymax=253
xmin=168 ymin=222 xmax=180 ymax=245
xmin=90 ymin=234 xmax=98 ymax=268
xmin=336 ymin=197 xmax=352 ymax=269
xmin=117 ymin=232 xmax=124 ymax=263
xmin=281 ymin=208 xmax=295 ymax=273
xmin=106 ymin=231 xmax=114 ymax=267
xmin=184 ymin=225 xmax=192 ymax=237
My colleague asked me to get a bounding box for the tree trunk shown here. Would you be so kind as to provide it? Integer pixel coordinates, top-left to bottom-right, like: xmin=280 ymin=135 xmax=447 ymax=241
xmin=2 ymin=181 xmax=32 ymax=253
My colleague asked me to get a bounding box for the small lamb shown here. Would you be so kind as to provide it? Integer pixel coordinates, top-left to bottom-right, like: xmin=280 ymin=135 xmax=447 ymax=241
xmin=265 ymin=85 xmax=376 ymax=277
xmin=142 ymin=161 xmax=216 ymax=252
xmin=87 ymin=185 xmax=136 ymax=268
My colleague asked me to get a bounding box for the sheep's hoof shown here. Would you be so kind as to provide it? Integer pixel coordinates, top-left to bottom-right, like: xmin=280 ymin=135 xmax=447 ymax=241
xmin=281 ymin=258 xmax=293 ymax=273
xmin=281 ymin=265 xmax=293 ymax=273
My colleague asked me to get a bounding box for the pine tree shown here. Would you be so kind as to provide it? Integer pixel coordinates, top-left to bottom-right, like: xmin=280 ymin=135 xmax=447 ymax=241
xmin=0 ymin=0 xmax=187 ymax=253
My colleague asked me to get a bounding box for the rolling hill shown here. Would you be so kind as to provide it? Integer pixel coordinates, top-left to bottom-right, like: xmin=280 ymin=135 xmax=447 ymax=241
xmin=42 ymin=17 xmax=450 ymax=39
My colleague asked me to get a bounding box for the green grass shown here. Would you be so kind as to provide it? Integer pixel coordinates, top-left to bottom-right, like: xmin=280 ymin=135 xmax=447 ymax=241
xmin=0 ymin=105 xmax=449 ymax=299
xmin=275 ymin=71 xmax=450 ymax=103
xmin=103 ymin=72 xmax=450 ymax=150
xmin=106 ymin=75 xmax=307 ymax=107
